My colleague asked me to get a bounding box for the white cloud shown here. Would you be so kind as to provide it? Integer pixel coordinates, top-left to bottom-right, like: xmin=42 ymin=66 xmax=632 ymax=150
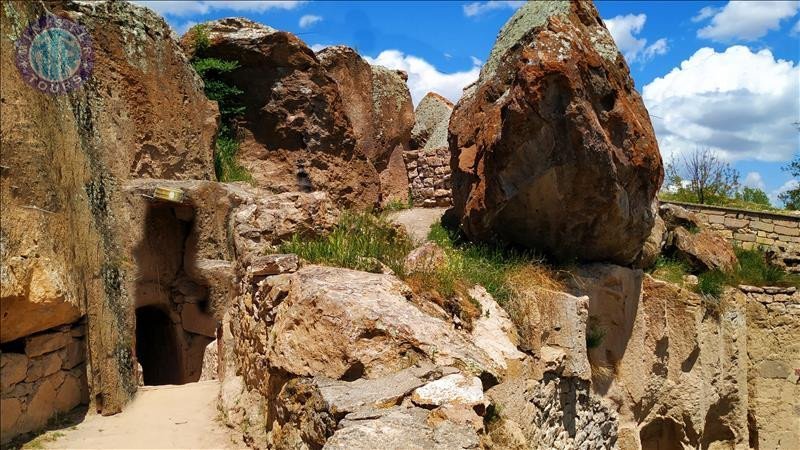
xmin=132 ymin=1 xmax=304 ymax=17
xmin=603 ymin=14 xmax=668 ymax=63
xmin=364 ymin=50 xmax=481 ymax=105
xmin=695 ymin=0 xmax=800 ymax=42
xmin=642 ymin=46 xmax=800 ymax=164
xmin=744 ymin=171 xmax=767 ymax=190
xmin=792 ymin=19 xmax=800 ymax=35
xmin=299 ymin=14 xmax=322 ymax=28
xmin=692 ymin=6 xmax=720 ymax=22
xmin=772 ymin=179 xmax=798 ymax=205
xmin=463 ymin=1 xmax=524 ymax=18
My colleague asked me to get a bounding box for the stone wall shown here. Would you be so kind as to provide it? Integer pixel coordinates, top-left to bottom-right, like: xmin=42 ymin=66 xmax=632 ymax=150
xmin=1 ymin=322 xmax=88 ymax=443
xmin=662 ymin=201 xmax=800 ymax=249
xmin=740 ymin=285 xmax=800 ymax=449
xmin=404 ymin=148 xmax=452 ymax=207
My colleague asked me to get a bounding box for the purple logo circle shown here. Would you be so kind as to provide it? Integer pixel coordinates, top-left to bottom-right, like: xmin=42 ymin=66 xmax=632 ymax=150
xmin=14 ymin=14 xmax=94 ymax=95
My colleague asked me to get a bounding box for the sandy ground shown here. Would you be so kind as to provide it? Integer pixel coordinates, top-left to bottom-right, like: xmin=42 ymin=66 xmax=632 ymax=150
xmin=40 ymin=381 xmax=235 ymax=450
xmin=387 ymin=207 xmax=447 ymax=243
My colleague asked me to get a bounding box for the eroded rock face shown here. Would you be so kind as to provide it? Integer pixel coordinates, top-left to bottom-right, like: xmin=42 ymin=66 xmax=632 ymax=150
xmin=1 ymin=0 xmax=218 ymax=421
xmin=657 ymin=203 xmax=738 ymax=272
xmin=183 ymin=19 xmax=380 ymax=209
xmin=317 ymin=46 xmax=414 ymax=206
xmin=448 ymin=0 xmax=663 ymax=264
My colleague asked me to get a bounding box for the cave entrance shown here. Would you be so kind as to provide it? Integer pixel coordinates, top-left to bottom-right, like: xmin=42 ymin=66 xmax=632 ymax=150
xmin=135 ymin=305 xmax=183 ymax=385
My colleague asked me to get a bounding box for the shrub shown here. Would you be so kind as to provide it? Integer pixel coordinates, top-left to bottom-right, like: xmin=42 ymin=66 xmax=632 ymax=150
xmin=187 ymin=24 xmax=249 ymax=182
xmin=731 ymin=247 xmax=795 ymax=287
xmin=586 ymin=320 xmax=606 ymax=349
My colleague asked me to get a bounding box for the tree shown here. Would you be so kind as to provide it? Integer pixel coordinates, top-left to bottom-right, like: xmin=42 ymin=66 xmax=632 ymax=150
xmin=664 ymin=147 xmax=740 ymax=205
xmin=779 ymin=154 xmax=800 ymax=210
xmin=736 ymin=187 xmax=771 ymax=206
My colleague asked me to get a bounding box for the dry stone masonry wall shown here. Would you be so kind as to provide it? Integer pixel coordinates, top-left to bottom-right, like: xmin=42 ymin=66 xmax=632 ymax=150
xmin=405 ymin=147 xmax=452 ymax=207
xmin=663 ymin=201 xmax=800 ymax=272
xmin=1 ymin=322 xmax=88 ymax=443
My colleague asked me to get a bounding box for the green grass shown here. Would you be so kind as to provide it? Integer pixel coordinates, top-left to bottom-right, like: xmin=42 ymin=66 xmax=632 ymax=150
xmin=280 ymin=211 xmax=414 ymax=276
xmin=696 ymin=270 xmax=726 ymax=298
xmin=650 ymin=256 xmax=691 ymax=285
xmin=382 ymin=197 xmax=413 ymax=212
xmin=730 ymin=247 xmax=799 ymax=287
xmin=214 ymin=135 xmax=252 ymax=183
xmin=649 ymin=248 xmax=800 ymax=301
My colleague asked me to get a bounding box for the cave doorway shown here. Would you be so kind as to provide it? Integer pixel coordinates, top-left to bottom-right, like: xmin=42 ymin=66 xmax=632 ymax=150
xmin=135 ymin=306 xmax=183 ymax=385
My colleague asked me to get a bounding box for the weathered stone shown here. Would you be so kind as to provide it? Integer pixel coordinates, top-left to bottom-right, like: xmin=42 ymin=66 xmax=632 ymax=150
xmin=449 ymin=0 xmax=663 ymax=264
xmin=324 ymin=406 xmax=480 ymax=450
xmin=181 ymin=303 xmax=217 ymax=337
xmin=54 ymin=373 xmax=84 ymax=413
xmin=315 ymin=363 xmax=455 ymax=413
xmin=486 ymin=376 xmax=617 ymax=450
xmin=233 ymin=191 xmax=340 ymax=260
xmin=404 ymin=242 xmax=447 ymax=274
xmin=199 ymin=339 xmax=219 ymax=381
xmin=247 ymin=254 xmax=299 ymax=277
xmin=673 ymin=226 xmax=738 ymax=272
xmin=182 ymin=19 xmax=380 ymax=209
xmin=0 ymin=353 xmax=28 ymax=390
xmin=411 ymin=373 xmax=484 ymax=408
xmin=60 ymin=339 xmax=86 ymax=370
xmin=263 ymin=266 xmax=501 ymax=380
xmin=25 ymin=352 xmax=62 ymax=382
xmin=25 ymin=330 xmax=71 ymax=357
xmin=0 ymin=398 xmax=22 ymax=441
xmin=635 ymin=201 xmax=666 ymax=269
xmin=468 ymin=286 xmax=526 ymax=371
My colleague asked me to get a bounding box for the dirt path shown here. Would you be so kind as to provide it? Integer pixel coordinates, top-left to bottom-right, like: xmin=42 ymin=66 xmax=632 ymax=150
xmin=387 ymin=207 xmax=447 ymax=243
xmin=40 ymin=381 xmax=234 ymax=450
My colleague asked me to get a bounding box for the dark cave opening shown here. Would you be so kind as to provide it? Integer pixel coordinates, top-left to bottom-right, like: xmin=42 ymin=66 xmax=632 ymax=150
xmin=135 ymin=305 xmax=183 ymax=386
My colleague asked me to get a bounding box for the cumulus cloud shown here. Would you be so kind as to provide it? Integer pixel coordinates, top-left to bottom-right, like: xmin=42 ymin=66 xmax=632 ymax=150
xmin=603 ymin=14 xmax=668 ymax=63
xmin=744 ymin=172 xmax=767 ymax=190
xmin=695 ymin=0 xmax=800 ymax=41
xmin=642 ymin=46 xmax=800 ymax=163
xmin=692 ymin=6 xmax=720 ymax=22
xmin=133 ymin=1 xmax=304 ymax=17
xmin=364 ymin=50 xmax=481 ymax=105
xmin=310 ymin=43 xmax=330 ymax=52
xmin=772 ymin=179 xmax=798 ymax=205
xmin=299 ymin=14 xmax=322 ymax=28
xmin=463 ymin=1 xmax=524 ymax=18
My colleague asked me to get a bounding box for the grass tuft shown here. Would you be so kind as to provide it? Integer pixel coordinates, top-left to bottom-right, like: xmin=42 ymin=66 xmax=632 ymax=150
xmin=280 ymin=211 xmax=414 ymax=276
xmin=650 ymin=256 xmax=691 ymax=285
xmin=214 ymin=135 xmax=252 ymax=183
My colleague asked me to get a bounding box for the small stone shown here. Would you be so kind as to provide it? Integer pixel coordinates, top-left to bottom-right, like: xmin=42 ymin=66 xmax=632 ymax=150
xmin=247 ymin=254 xmax=299 ymax=277
xmin=411 ymin=373 xmax=484 ymax=408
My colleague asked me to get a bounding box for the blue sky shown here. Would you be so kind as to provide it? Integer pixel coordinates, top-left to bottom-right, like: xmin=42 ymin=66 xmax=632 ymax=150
xmin=134 ymin=0 xmax=800 ymax=206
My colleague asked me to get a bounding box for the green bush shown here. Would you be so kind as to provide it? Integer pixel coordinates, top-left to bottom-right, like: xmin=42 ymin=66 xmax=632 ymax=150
xmin=586 ymin=320 xmax=606 ymax=349
xmin=187 ymin=24 xmax=249 ymax=182
xmin=730 ymin=247 xmax=800 ymax=287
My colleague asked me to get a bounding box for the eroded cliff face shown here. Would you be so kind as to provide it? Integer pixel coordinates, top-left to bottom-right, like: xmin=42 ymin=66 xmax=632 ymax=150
xmin=1 ymin=0 xmax=218 ymax=437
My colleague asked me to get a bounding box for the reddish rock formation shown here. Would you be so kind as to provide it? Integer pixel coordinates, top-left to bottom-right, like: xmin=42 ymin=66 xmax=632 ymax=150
xmin=182 ymin=19 xmax=381 ymax=209
xmin=317 ymin=46 xmax=414 ymax=205
xmin=448 ymin=0 xmax=663 ymax=264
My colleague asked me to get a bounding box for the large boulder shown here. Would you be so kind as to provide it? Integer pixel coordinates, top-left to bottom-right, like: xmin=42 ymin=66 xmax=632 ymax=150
xmin=317 ymin=46 xmax=414 ymax=206
xmin=448 ymin=0 xmax=663 ymax=264
xmin=182 ymin=19 xmax=381 ymax=209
